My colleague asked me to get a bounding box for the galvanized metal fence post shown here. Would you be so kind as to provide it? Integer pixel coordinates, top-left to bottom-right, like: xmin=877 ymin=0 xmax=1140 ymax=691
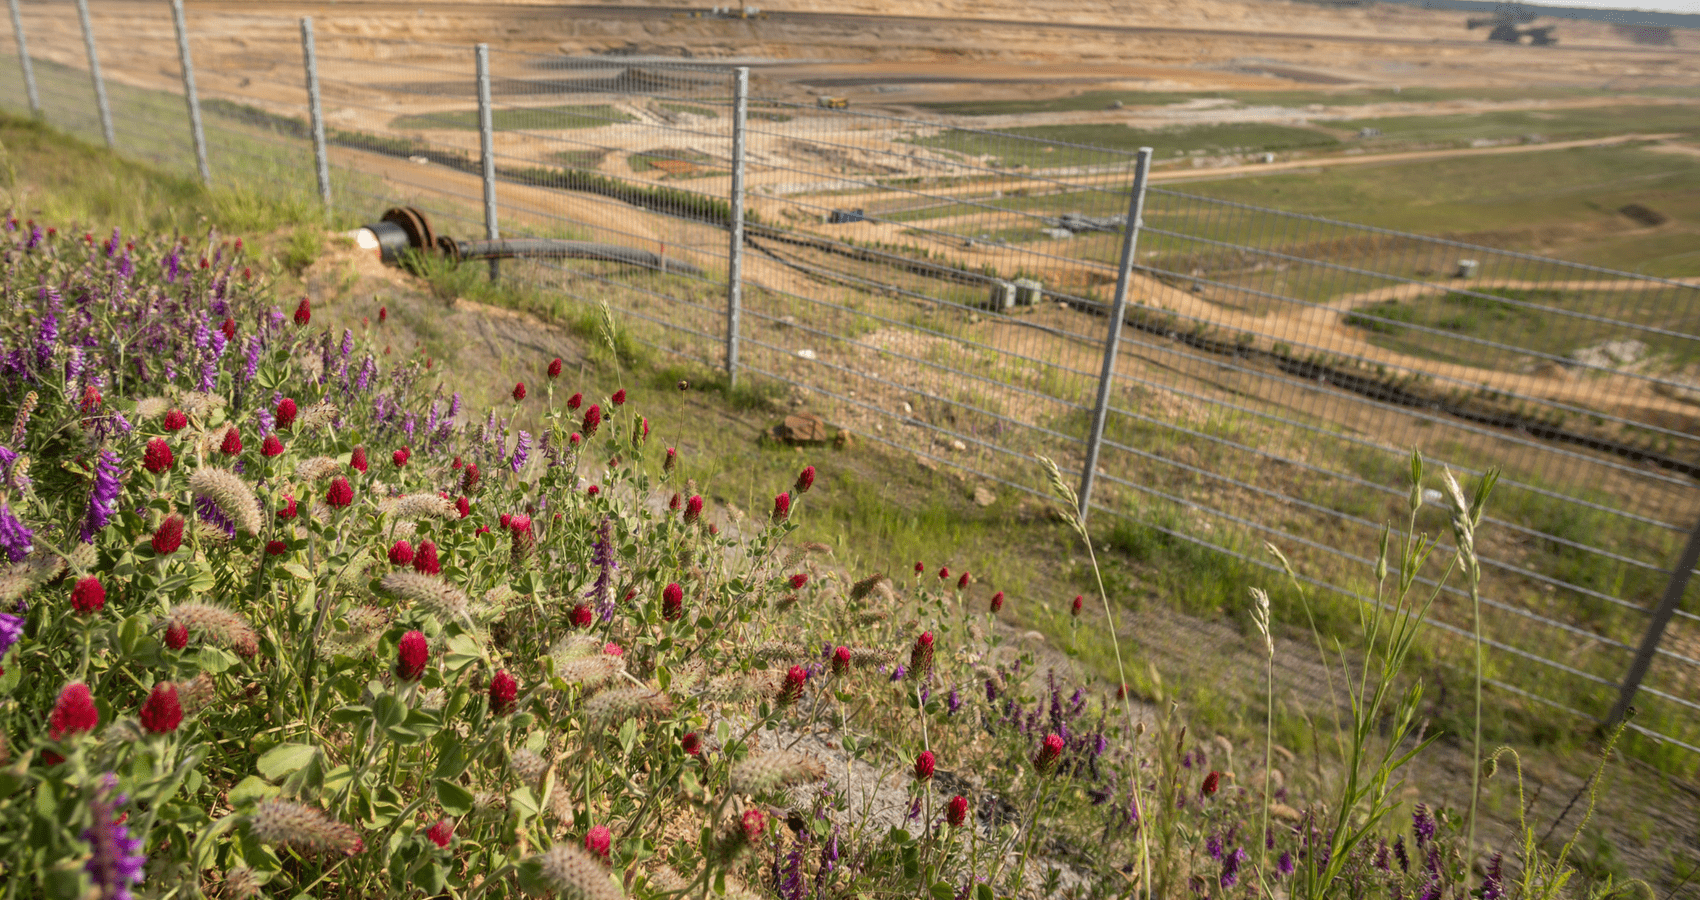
xmin=170 ymin=0 xmax=209 ymax=185
xmin=299 ymin=17 xmax=331 ymax=211
xmin=6 ymin=0 xmax=39 ymax=117
xmin=1604 ymin=514 xmax=1700 ymax=730
xmin=475 ymin=43 xmax=499 ymax=282
xmin=1077 ymin=147 xmax=1153 ymax=524
xmin=725 ymin=66 xmax=749 ymax=388
xmin=73 ymin=0 xmax=113 ymax=148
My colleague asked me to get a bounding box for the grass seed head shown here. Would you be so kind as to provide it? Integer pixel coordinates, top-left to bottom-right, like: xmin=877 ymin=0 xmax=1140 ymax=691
xmin=379 ymin=570 xmax=470 ymax=622
xmin=730 ymin=751 xmax=828 ymax=795
xmin=249 ymin=800 xmax=361 ymax=854
xmin=169 ymin=603 xmax=259 ymax=657
xmin=294 ymin=456 xmax=343 ymax=482
xmin=188 ymin=468 xmax=264 ymax=535
xmin=583 ymin=687 xmax=671 ymax=728
xmin=535 ymin=843 xmax=623 ymax=900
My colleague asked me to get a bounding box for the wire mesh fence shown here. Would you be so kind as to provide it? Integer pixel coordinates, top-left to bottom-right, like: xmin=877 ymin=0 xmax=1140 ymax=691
xmin=3 ymin=1 xmax=1698 ymax=773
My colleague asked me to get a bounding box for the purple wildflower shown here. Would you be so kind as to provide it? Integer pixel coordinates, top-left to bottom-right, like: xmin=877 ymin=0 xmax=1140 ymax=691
xmin=0 ymin=503 xmax=34 ymax=562
xmin=586 ymin=517 xmax=619 ymax=622
xmin=194 ymin=497 xmax=236 ymax=539
xmin=84 ymin=773 xmax=146 ymax=900
xmin=890 ymin=664 xmax=906 ymax=682
xmin=0 ymin=611 xmax=22 ymax=657
xmin=1277 ymin=851 xmax=1295 ymax=877
xmin=34 ymin=312 xmax=58 ymax=371
xmin=80 ymin=450 xmax=122 ymax=542
xmin=1394 ymin=835 xmax=1409 ymax=873
xmin=355 ymin=355 xmax=376 ymax=392
xmin=1206 ymin=833 xmax=1223 ymax=861
xmin=25 ymin=223 xmax=41 ymax=250
xmin=448 ymin=391 xmax=463 ymax=420
xmin=1483 ymin=853 xmax=1505 ymax=900
xmin=947 ymin=688 xmax=961 ymax=715
xmin=1412 ymin=804 xmax=1436 ymax=847
xmin=510 ymin=430 xmax=531 ymax=473
xmin=1220 ymin=847 xmax=1247 ymax=889
xmin=340 ymin=329 xmax=354 ymax=357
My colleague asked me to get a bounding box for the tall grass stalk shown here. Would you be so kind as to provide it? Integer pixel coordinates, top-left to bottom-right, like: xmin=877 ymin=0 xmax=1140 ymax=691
xmin=1035 ymin=455 xmax=1150 ymax=895
xmin=1444 ymin=465 xmax=1500 ymax=895
xmin=1249 ymin=586 xmax=1275 ymax=896
xmin=1269 ymin=451 xmax=1497 ymax=900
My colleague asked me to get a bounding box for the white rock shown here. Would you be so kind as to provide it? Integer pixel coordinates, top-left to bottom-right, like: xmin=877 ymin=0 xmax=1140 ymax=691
xmin=949 ymin=439 xmax=967 ymax=452
xmin=795 ymin=349 xmax=817 ymax=360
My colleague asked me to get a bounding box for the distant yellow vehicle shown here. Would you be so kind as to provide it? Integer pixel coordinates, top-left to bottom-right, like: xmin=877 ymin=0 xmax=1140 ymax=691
xmin=817 ymin=97 xmax=849 ymax=109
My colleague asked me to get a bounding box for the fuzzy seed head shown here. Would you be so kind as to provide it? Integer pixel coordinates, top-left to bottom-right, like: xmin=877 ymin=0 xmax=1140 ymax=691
xmin=731 ymin=751 xmax=828 ymax=795
xmin=169 ymin=603 xmax=259 ymax=657
xmin=189 ymin=468 xmax=264 ymax=535
xmin=250 ymin=800 xmax=360 ymax=854
xmin=379 ymin=570 xmax=470 ymax=622
xmin=512 ymin=749 xmax=549 ymax=785
xmin=294 ymin=456 xmax=342 ymax=482
xmin=583 ymin=687 xmax=671 ymax=728
xmin=534 ymin=843 xmax=623 ymax=900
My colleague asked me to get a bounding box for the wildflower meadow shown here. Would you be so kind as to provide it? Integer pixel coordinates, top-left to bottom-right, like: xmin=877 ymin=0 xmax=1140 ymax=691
xmin=0 ymin=218 xmax=1642 ymax=899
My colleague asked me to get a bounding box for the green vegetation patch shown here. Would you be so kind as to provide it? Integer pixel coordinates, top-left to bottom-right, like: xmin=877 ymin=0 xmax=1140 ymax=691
xmin=656 ymin=101 xmax=719 ymax=118
xmin=906 ymin=122 xmax=1338 ymax=169
xmin=391 ymin=104 xmax=634 ymax=131
xmin=917 ymin=86 xmax=1608 ymax=117
xmin=1342 ymin=286 xmax=1700 ymax=372
xmin=1330 ymin=104 xmax=1700 ymax=147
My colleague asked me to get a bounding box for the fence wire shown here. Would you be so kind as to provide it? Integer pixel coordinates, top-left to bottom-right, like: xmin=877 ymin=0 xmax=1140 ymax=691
xmin=2 ymin=3 xmax=1698 ymax=774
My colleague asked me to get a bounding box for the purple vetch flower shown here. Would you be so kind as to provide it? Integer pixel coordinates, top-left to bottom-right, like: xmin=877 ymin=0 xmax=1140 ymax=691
xmin=1373 ymin=839 xmax=1390 ymax=872
xmin=84 ymin=773 xmax=146 ymax=900
xmin=106 ymin=226 xmax=120 ymax=258
xmin=351 ymin=355 xmax=374 ymax=392
xmin=890 ymin=664 xmax=906 ymax=682
xmin=1219 ymin=847 xmax=1247 ymax=889
xmin=586 ymin=516 xmax=619 ymax=622
xmin=403 ymin=413 xmax=417 ymax=443
xmin=194 ymin=497 xmax=236 ymax=539
xmin=25 ymin=223 xmax=41 ymax=249
xmin=985 ymin=678 xmax=999 ymax=702
xmin=34 ymin=312 xmax=58 ymax=371
xmin=340 ymin=329 xmax=354 ymax=357
xmin=0 ymin=611 xmax=23 ymax=657
xmin=1482 ymin=853 xmax=1505 ymax=900
xmin=265 ymin=307 xmax=285 ymax=332
xmin=1412 ymin=804 xmax=1435 ymax=847
xmin=947 ymin=688 xmax=961 ymax=715
xmin=1206 ymin=833 xmax=1223 ymax=861
xmin=197 ymin=359 xmax=218 ymax=394
xmin=448 ymin=391 xmax=462 ymax=420
xmin=164 ymin=249 xmax=181 ymax=283
xmin=80 ymin=449 xmax=122 ymax=543
xmin=904 ymin=796 xmax=921 ymax=824
xmin=1277 ymin=851 xmax=1295 ymax=877
xmin=1394 ymin=835 xmax=1409 ymax=873
xmin=241 ymin=337 xmax=263 ymax=383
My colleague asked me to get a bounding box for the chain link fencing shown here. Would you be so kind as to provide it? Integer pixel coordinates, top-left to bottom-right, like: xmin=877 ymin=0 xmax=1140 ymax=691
xmin=3 ymin=1 xmax=1699 ymax=774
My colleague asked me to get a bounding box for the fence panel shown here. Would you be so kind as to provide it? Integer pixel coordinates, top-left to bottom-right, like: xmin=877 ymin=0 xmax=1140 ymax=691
xmin=2 ymin=4 xmax=1696 ymax=773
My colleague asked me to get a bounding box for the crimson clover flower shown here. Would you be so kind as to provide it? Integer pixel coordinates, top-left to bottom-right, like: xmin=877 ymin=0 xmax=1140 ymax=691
xmin=50 ymin=682 xmax=99 ymax=739
xmin=794 ymin=465 xmax=815 ymax=494
xmin=71 ymin=576 xmax=106 ymax=614
xmin=413 ymin=540 xmax=440 ymax=575
xmin=582 ymin=404 xmax=601 ymax=437
xmin=293 ymin=297 xmax=311 ymax=326
xmin=326 ymin=477 xmax=354 ymax=508
xmin=512 ymin=382 xmax=526 ymax=402
xmin=662 ymin=583 xmax=684 ymax=622
xmin=1034 ymin=733 xmax=1065 ymax=774
xmin=275 ymin=398 xmax=297 ymax=429
xmin=488 ymin=670 xmax=518 ymax=714
xmin=771 ymin=492 xmax=790 ymax=523
xmin=261 ymin=435 xmax=284 ymax=458
xmin=139 ymin=682 xmax=183 ymax=734
xmin=162 ymin=409 xmax=187 ymax=431
xmin=547 ymin=357 xmax=562 ymax=378
xmin=831 ymin=646 xmax=851 ymax=676
xmin=396 ymin=631 xmax=428 ymax=681
xmin=567 ymin=392 xmax=583 ymax=410
xmin=425 ymin=819 xmax=452 ymax=849
xmin=388 ymin=540 xmax=414 ymax=566
xmin=913 ymin=751 xmax=935 ymax=781
xmin=219 ymin=427 xmax=242 ymax=457
xmin=990 ymin=591 xmax=1005 ymax=614
xmin=585 ymin=825 xmax=612 ymax=860
xmin=947 ymin=795 xmax=968 ymax=827
xmin=152 ymin=515 xmax=184 ymax=554
xmin=142 ymin=438 xmax=174 ymax=474
xmin=349 ymin=447 xmax=369 ymax=473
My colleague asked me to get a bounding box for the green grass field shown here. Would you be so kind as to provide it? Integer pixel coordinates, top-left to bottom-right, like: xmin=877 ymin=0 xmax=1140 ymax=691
xmin=391 ymin=104 xmax=634 ymax=131
xmin=1342 ymin=286 xmax=1700 ymax=372
xmin=915 ymin=85 xmax=1619 ymax=117
xmin=1329 ymin=103 xmax=1700 ymax=147
xmin=905 ymin=122 xmax=1339 ymax=168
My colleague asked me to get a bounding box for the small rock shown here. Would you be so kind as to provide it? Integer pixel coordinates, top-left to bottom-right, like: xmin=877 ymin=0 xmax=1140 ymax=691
xmin=972 ymin=486 xmax=997 ymax=507
xmin=777 ymin=315 xmax=798 ymax=328
xmin=901 ymin=401 xmax=913 ymax=415
xmin=795 ymin=349 xmax=817 ymax=360
xmin=949 ymin=439 xmax=967 ymax=452
xmin=772 ymin=413 xmax=829 ymax=444
xmin=915 ymin=454 xmax=938 ymax=471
